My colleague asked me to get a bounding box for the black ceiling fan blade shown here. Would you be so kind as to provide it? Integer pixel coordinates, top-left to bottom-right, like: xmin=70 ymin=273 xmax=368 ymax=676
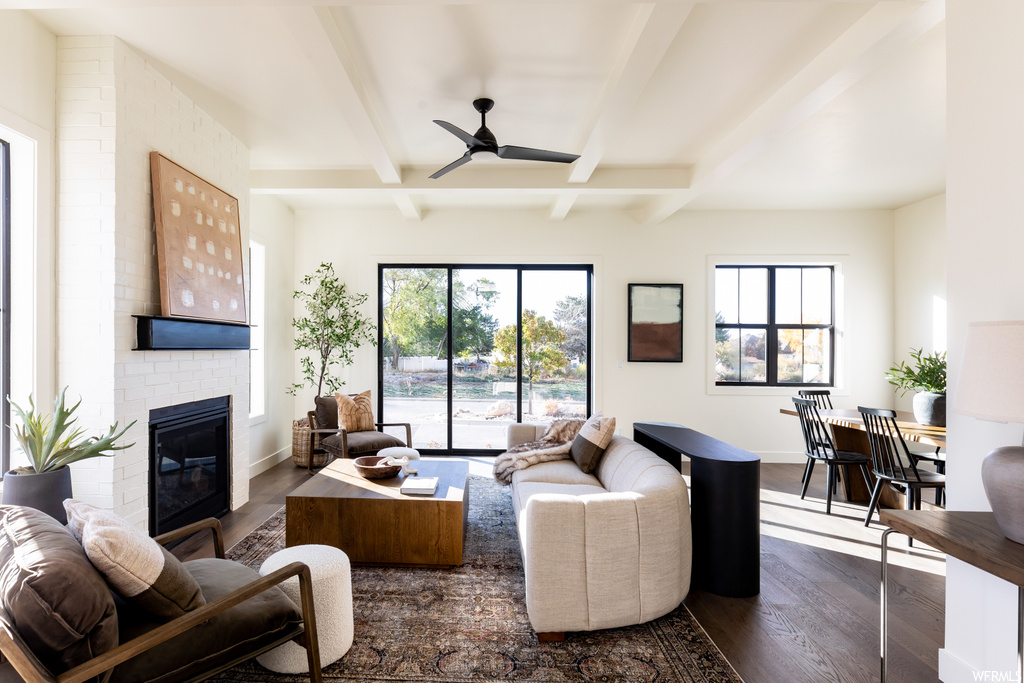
xmin=497 ymin=145 xmax=580 ymax=163
xmin=433 ymin=120 xmax=484 ymax=147
xmin=429 ymin=152 xmax=473 ymax=179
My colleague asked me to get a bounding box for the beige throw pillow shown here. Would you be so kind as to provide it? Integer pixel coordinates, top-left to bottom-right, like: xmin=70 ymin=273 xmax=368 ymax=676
xmin=64 ymin=500 xmax=205 ymax=620
xmin=335 ymin=390 xmax=375 ymax=432
xmin=570 ymin=411 xmax=616 ymax=474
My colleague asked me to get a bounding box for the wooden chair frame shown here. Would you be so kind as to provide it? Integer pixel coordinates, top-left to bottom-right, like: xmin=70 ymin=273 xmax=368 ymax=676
xmin=0 ymin=518 xmax=323 ymax=683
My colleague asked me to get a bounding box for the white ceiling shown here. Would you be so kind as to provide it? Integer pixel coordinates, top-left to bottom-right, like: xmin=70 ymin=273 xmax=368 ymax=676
xmin=22 ymin=0 xmax=946 ymax=222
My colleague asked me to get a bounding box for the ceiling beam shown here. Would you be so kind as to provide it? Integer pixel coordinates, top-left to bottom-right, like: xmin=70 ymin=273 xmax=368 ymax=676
xmin=251 ymin=166 xmax=691 ymax=196
xmin=642 ymin=0 xmax=945 ymax=224
xmin=549 ymin=2 xmax=693 ymax=221
xmin=275 ymin=5 xmax=428 ymax=220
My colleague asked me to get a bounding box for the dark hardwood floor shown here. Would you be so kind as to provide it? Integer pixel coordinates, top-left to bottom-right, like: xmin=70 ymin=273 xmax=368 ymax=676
xmin=179 ymin=458 xmax=944 ymax=683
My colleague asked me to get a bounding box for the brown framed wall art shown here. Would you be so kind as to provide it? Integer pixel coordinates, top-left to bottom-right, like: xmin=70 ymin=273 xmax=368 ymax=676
xmin=628 ymin=283 xmax=683 ymax=362
xmin=150 ymin=152 xmax=247 ymax=323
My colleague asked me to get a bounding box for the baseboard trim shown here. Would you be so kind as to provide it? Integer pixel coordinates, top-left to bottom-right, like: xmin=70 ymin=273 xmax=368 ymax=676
xmin=250 ymin=447 xmax=292 ymax=476
xmin=938 ymin=648 xmax=978 ymax=683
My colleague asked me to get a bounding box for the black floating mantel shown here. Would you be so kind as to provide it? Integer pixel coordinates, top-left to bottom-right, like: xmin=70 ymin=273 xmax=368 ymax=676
xmin=134 ymin=315 xmax=250 ymax=351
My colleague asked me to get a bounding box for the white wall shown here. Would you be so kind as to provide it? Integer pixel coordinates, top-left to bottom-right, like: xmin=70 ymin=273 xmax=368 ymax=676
xmin=293 ymin=206 xmax=897 ymax=461
xmin=893 ymin=193 xmax=947 ymax=412
xmin=0 ymin=11 xmax=57 ymax=418
xmin=941 ymin=2 xmax=1024 ymax=681
xmin=249 ymin=194 xmax=296 ymax=473
xmin=55 ymin=36 xmax=251 ymax=527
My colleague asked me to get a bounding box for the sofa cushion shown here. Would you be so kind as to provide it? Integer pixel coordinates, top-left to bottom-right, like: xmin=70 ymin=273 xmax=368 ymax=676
xmin=335 ymin=390 xmax=375 ymax=432
xmin=321 ymin=430 xmax=404 ymax=458
xmin=64 ymin=500 xmax=205 ymax=620
xmin=511 ymin=460 xmax=602 ymax=487
xmin=313 ymin=394 xmax=338 ymax=430
xmin=512 ymin=481 xmax=606 ymax=527
xmin=0 ymin=505 xmax=118 ymax=681
xmin=570 ymin=412 xmax=616 ymax=474
xmin=109 ymin=558 xmax=304 ymax=683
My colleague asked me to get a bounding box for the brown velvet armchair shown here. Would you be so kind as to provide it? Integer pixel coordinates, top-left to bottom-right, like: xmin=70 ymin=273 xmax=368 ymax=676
xmin=0 ymin=508 xmax=322 ymax=683
xmin=304 ymin=394 xmax=412 ymax=473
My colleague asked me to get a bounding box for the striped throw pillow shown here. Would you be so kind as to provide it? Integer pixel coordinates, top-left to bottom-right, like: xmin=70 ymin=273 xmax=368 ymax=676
xmin=64 ymin=500 xmax=205 ymax=620
xmin=570 ymin=411 xmax=616 ymax=474
xmin=335 ymin=390 xmax=375 ymax=432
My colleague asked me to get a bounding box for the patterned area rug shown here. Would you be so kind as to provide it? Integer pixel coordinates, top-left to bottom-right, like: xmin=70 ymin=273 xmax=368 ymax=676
xmin=210 ymin=475 xmax=742 ymax=682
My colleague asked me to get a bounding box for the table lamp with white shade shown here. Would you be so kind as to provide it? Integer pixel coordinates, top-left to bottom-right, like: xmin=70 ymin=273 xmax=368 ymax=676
xmin=956 ymin=320 xmax=1024 ymax=543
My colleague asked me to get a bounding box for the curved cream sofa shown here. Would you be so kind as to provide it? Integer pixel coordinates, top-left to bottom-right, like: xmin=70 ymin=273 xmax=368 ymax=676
xmin=507 ymin=424 xmax=692 ymax=638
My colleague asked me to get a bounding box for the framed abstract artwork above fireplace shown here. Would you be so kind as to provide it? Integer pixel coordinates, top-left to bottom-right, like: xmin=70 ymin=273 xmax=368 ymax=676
xmin=628 ymin=283 xmax=683 ymax=363
xmin=150 ymin=152 xmax=247 ymax=323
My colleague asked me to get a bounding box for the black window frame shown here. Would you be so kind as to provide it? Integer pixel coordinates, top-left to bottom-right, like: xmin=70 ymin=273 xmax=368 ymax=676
xmin=714 ymin=264 xmax=836 ymax=387
xmin=1 ymin=138 xmax=11 ymax=478
xmin=378 ymin=262 xmax=593 ymax=455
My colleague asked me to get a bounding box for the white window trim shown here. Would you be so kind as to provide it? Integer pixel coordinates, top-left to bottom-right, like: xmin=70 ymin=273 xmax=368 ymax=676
xmin=0 ymin=108 xmax=55 ymax=476
xmin=706 ymin=253 xmax=847 ymax=397
xmin=248 ymin=240 xmax=266 ymax=423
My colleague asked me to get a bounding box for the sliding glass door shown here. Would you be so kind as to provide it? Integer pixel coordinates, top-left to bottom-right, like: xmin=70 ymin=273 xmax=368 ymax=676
xmin=379 ymin=264 xmax=592 ymax=454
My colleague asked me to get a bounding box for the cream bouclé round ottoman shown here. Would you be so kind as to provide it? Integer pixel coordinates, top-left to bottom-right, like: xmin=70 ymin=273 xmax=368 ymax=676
xmin=256 ymin=544 xmax=353 ymax=673
xmin=377 ymin=446 xmax=420 ymax=460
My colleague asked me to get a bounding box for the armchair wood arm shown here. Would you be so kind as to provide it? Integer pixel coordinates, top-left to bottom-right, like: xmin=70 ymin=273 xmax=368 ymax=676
xmin=0 ymin=622 xmax=58 ymax=683
xmin=376 ymin=422 xmax=413 ymax=447
xmin=153 ymin=517 xmax=225 ymax=559
xmin=50 ymin=561 xmax=322 ymax=683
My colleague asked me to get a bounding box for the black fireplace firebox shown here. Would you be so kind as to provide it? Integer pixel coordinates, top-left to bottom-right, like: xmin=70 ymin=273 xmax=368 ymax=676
xmin=149 ymin=396 xmax=230 ymax=536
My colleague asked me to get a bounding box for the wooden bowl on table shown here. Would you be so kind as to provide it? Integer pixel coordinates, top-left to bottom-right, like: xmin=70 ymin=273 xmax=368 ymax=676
xmin=352 ymin=455 xmax=403 ymax=479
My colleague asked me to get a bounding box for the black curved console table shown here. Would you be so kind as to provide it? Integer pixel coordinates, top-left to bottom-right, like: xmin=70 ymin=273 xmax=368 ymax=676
xmin=633 ymin=421 xmax=760 ymax=598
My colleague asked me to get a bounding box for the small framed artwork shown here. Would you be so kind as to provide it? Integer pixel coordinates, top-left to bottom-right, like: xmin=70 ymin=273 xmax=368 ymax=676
xmin=150 ymin=152 xmax=247 ymax=323
xmin=628 ymin=283 xmax=683 ymax=362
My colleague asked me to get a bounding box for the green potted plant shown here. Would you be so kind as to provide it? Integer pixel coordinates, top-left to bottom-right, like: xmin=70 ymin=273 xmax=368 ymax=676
xmin=885 ymin=348 xmax=947 ymax=426
xmin=2 ymin=388 xmax=135 ymax=524
xmin=287 ymin=262 xmax=377 ymax=398
xmin=286 ymin=263 xmax=376 ymax=467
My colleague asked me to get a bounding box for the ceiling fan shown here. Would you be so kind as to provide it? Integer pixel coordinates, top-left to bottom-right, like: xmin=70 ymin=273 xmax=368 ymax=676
xmin=430 ymin=98 xmax=580 ymax=179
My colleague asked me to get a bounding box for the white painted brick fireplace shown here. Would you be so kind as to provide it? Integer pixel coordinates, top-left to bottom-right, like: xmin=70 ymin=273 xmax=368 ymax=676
xmin=56 ymin=36 xmax=251 ymax=530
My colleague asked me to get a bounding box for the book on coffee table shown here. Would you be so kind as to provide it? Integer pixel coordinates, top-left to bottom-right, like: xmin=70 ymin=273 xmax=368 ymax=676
xmin=400 ymin=476 xmax=439 ymax=495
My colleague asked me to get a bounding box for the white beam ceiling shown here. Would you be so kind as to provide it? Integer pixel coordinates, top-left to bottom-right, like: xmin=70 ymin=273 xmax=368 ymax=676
xmin=550 ymin=2 xmax=694 ymax=220
xmin=642 ymin=0 xmax=944 ymax=223
xmin=16 ymin=0 xmax=945 ymax=219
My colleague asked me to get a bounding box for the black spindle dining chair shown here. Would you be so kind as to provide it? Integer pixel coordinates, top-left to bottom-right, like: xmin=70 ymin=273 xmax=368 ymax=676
xmin=798 ymin=389 xmax=833 ymax=410
xmin=858 ymin=406 xmax=946 ymax=531
xmin=793 ymin=397 xmax=872 ymax=515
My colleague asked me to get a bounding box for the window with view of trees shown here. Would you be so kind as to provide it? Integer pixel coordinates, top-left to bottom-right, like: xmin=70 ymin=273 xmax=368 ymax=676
xmin=715 ymin=265 xmax=834 ymax=386
xmin=380 ymin=265 xmax=591 ymax=453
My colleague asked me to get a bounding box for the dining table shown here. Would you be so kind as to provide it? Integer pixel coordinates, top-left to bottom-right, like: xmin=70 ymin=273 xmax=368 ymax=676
xmin=779 ymin=406 xmax=946 ymax=505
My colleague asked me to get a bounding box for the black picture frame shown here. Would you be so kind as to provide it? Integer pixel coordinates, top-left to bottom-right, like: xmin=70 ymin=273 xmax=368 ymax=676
xmin=628 ymin=283 xmax=683 ymax=362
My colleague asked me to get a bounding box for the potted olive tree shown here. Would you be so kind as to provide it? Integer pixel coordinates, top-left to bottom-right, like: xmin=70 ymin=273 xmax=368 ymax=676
xmin=286 ymin=263 xmax=376 ymax=467
xmin=885 ymin=348 xmax=947 ymax=427
xmin=286 ymin=262 xmax=377 ymax=398
xmin=2 ymin=388 xmax=135 ymax=524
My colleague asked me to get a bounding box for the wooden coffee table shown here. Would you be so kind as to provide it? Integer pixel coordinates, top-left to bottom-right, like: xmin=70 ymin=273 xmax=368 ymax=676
xmin=285 ymin=458 xmax=469 ymax=568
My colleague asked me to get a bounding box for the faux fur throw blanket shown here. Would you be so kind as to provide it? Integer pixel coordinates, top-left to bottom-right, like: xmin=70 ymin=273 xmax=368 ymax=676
xmin=493 ymin=440 xmax=572 ymax=485
xmin=493 ymin=419 xmax=585 ymax=485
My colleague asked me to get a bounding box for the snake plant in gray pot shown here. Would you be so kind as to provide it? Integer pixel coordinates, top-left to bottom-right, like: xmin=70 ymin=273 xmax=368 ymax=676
xmin=2 ymin=388 xmax=135 ymax=524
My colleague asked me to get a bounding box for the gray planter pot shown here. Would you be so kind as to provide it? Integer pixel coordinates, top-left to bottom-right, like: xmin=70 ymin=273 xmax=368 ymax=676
xmin=912 ymin=391 xmax=946 ymax=427
xmin=1 ymin=467 xmax=73 ymax=525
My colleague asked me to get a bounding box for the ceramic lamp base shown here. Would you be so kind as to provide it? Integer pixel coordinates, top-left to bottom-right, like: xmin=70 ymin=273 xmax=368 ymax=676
xmin=982 ymin=446 xmax=1024 ymax=544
